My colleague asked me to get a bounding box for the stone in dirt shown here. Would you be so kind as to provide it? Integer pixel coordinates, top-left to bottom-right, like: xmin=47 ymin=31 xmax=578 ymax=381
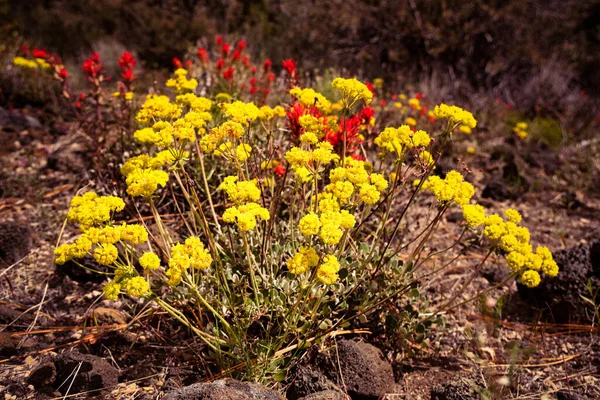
xmin=324 ymin=339 xmax=396 ymax=400
xmin=163 ymin=378 xmax=284 ymax=400
xmin=288 ymin=365 xmax=342 ymax=399
xmin=298 ymin=390 xmax=348 ymax=400
xmin=28 ymin=350 xmax=119 ymax=396
xmin=517 ymin=241 xmax=600 ymax=323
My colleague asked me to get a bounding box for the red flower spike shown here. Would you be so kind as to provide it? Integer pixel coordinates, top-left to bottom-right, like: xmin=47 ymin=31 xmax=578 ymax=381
xmin=223 ymin=67 xmax=234 ymax=80
xmin=197 ymin=48 xmax=209 ymax=63
xmin=58 ymin=68 xmax=69 ymax=79
xmin=237 ymin=40 xmax=246 ymax=51
xmin=216 ymin=36 xmax=223 ymax=45
xmin=172 ymin=57 xmax=182 ymax=68
xmin=216 ymin=59 xmax=225 ymax=70
xmin=232 ymin=50 xmax=241 ymax=61
xmin=282 ymin=59 xmax=297 ymax=76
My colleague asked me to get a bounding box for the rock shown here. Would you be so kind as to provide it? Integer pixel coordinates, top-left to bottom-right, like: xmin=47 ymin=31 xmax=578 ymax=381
xmin=163 ymin=379 xmax=284 ymax=400
xmin=26 ymin=359 xmax=56 ymax=389
xmin=55 ymin=255 xmax=109 ymax=283
xmin=517 ymin=241 xmax=600 ymax=323
xmin=91 ymin=307 xmax=128 ymax=325
xmin=556 ymin=389 xmax=592 ymax=400
xmin=430 ymin=374 xmax=481 ymax=400
xmin=326 ymin=340 xmax=395 ymax=399
xmin=0 ymin=221 xmax=32 ymax=266
xmin=289 ymin=366 xmax=342 ymax=399
xmin=298 ymin=390 xmax=347 ymax=400
xmin=53 ymin=351 xmax=119 ymax=395
xmin=46 ymin=133 xmax=89 ymax=173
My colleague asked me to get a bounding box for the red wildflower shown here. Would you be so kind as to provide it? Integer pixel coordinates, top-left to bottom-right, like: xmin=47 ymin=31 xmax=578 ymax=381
xmin=325 ymin=115 xmax=362 ymax=149
xmin=216 ymin=59 xmax=225 ymax=70
xmin=82 ymin=52 xmax=103 ymax=81
xmin=121 ymin=69 xmax=134 ymax=83
xmin=118 ymin=51 xmax=136 ymax=71
xmin=197 ymin=48 xmax=209 ymax=63
xmin=366 ymin=82 xmax=375 ymax=97
xmin=237 ymin=40 xmax=246 ymax=50
xmin=274 ymin=164 xmax=286 ymax=176
xmin=251 ymin=66 xmax=257 ymax=74
xmin=415 ymin=93 xmax=425 ymax=99
xmin=232 ymin=49 xmax=241 ymax=61
xmin=223 ymin=67 xmax=234 ymax=81
xmin=420 ymin=107 xmax=428 ymax=116
xmin=58 ymin=68 xmax=69 ymax=79
xmin=32 ymin=48 xmax=49 ymax=59
xmin=172 ymin=57 xmax=182 ymax=68
xmin=185 ymin=60 xmax=193 ymax=68
xmin=242 ymin=55 xmax=250 ymax=67
xmin=222 ymin=43 xmax=230 ymax=57
xmin=282 ymin=59 xmax=297 ymax=77
xmin=379 ymin=99 xmax=387 ymax=106
xmin=263 ymin=59 xmax=272 ymax=72
xmin=391 ymin=94 xmax=398 ymax=100
xmin=250 ymin=86 xmax=257 ymax=94
xmin=268 ymin=73 xmax=275 ymax=81
xmin=216 ymin=36 xmax=223 ymax=45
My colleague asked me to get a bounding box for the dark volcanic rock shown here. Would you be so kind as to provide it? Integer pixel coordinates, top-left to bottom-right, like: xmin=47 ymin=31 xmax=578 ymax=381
xmin=430 ymin=377 xmax=480 ymax=400
xmin=289 ymin=366 xmax=341 ymax=399
xmin=163 ymin=379 xmax=284 ymax=400
xmin=517 ymin=241 xmax=600 ymax=323
xmin=53 ymin=351 xmax=118 ymax=395
xmin=326 ymin=340 xmax=395 ymax=400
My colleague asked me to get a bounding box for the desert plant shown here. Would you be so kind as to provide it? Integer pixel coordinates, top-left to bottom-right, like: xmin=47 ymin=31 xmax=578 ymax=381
xmin=53 ymin=64 xmax=560 ymax=383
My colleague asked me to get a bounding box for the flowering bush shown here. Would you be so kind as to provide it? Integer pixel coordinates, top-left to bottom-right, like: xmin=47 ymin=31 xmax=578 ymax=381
xmin=53 ymin=41 xmax=558 ymax=382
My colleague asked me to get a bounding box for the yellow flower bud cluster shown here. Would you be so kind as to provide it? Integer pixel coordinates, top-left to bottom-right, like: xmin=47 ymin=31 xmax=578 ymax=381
xmin=66 ymin=192 xmax=125 ymax=229
xmin=374 ymin=126 xmax=431 ymax=158
xmin=513 ymin=122 xmax=528 ymax=139
xmin=285 ymin=142 xmax=339 ymax=182
xmin=219 ymin=176 xmax=270 ymax=231
xmin=166 ymin=68 xmax=198 ymax=95
xmin=287 ymin=246 xmax=319 ymax=275
xmin=166 ymin=237 xmax=213 ymax=286
xmin=479 ymin=208 xmax=558 ymax=287
xmin=331 ymin=77 xmax=373 ymax=108
xmin=223 ymin=202 xmax=270 ymax=231
xmin=290 ymin=87 xmax=332 ymax=113
xmin=432 ymin=104 xmax=477 ymax=129
xmin=136 ymin=94 xmax=182 ymax=125
xmin=258 ymin=105 xmax=286 ymax=121
xmin=316 ymin=255 xmax=341 ymax=285
xmin=221 ymin=101 xmax=260 ymax=125
xmin=422 ymin=170 xmax=474 ymax=206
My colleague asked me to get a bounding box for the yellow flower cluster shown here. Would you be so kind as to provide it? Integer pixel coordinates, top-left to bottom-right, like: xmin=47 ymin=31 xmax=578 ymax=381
xmin=55 ymin=214 xmax=150 ymax=267
xmin=214 ymin=142 xmax=253 ymax=162
xmin=285 ymin=142 xmax=339 ymax=182
xmin=513 ymin=122 xmax=528 ymax=139
xmin=290 ymin=87 xmax=332 ymax=113
xmin=124 ymin=167 xmax=169 ymax=198
xmin=13 ymin=56 xmax=50 ymax=69
xmin=480 ymin=208 xmax=558 ymax=287
xmin=222 ymin=101 xmax=260 ymax=125
xmin=422 ymin=170 xmax=474 ymax=206
xmin=136 ymin=95 xmax=182 ymax=124
xmin=287 ymin=246 xmax=319 ymax=275
xmin=375 ymin=126 xmax=431 ymax=157
xmin=223 ymin=202 xmax=270 ymax=231
xmin=66 ymin=192 xmax=125 ymax=229
xmin=200 ymin=121 xmax=246 ymax=153
xmin=166 ymin=68 xmax=198 ymax=94
xmin=218 ymin=176 xmax=261 ymax=203
xmin=166 ymin=237 xmax=213 ymax=286
xmin=139 ymin=251 xmax=161 ymax=270
xmin=316 ymin=255 xmax=341 ymax=285
xmin=258 ymin=105 xmax=286 ymax=121
xmin=331 ymin=77 xmax=373 ymax=108
xmin=432 ymin=104 xmax=477 ymax=129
